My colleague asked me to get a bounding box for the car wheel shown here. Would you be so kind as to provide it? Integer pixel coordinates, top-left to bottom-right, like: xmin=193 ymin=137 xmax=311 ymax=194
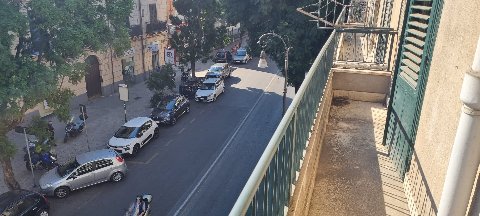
xmin=171 ymin=117 xmax=177 ymax=125
xmin=110 ymin=171 xmax=124 ymax=182
xmin=153 ymin=128 xmax=160 ymax=139
xmin=54 ymin=186 xmax=70 ymax=199
xmin=132 ymin=144 xmax=140 ymax=155
xmin=37 ymin=209 xmax=49 ymax=216
xmin=213 ymin=95 xmax=217 ymax=102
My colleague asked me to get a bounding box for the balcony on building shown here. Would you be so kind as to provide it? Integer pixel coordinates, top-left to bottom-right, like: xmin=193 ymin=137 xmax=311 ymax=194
xmin=129 ymin=24 xmax=143 ymax=38
xmin=229 ymin=0 xmax=416 ymax=215
xmin=146 ymin=20 xmax=167 ymax=36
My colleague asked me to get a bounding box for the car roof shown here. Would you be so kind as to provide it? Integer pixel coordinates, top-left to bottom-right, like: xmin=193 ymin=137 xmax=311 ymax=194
xmin=0 ymin=190 xmax=35 ymax=210
xmin=123 ymin=117 xmax=151 ymax=127
xmin=76 ymin=149 xmax=118 ymax=164
xmin=203 ymin=78 xmax=221 ymax=84
xmin=211 ymin=63 xmax=227 ymax=67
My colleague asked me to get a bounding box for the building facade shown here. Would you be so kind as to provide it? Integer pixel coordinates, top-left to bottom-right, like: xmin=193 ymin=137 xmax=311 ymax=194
xmin=47 ymin=0 xmax=176 ymax=112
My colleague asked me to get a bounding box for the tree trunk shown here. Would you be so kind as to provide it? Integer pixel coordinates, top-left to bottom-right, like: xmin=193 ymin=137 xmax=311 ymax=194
xmin=191 ymin=60 xmax=196 ymax=78
xmin=0 ymin=157 xmax=21 ymax=190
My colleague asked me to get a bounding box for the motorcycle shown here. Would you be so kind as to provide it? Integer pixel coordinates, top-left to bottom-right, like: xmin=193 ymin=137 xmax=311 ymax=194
xmin=23 ymin=140 xmax=58 ymax=171
xmin=64 ymin=114 xmax=87 ymax=143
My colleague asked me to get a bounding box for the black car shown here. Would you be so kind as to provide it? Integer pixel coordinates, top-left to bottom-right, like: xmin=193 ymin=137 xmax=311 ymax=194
xmin=0 ymin=189 xmax=49 ymax=216
xmin=213 ymin=50 xmax=233 ymax=63
xmin=180 ymin=78 xmax=203 ymax=99
xmin=150 ymin=95 xmax=190 ymax=125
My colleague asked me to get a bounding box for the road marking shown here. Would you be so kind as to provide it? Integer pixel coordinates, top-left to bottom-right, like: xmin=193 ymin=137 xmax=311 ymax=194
xmin=190 ymin=118 xmax=196 ymax=123
xmin=173 ymin=71 xmax=279 ymax=215
xmin=178 ymin=128 xmax=186 ymax=134
xmin=166 ymin=139 xmax=173 ymax=146
xmin=127 ymin=160 xmax=145 ymax=165
xmin=77 ymin=190 xmax=101 ymax=210
xmin=145 ymin=152 xmax=159 ymax=164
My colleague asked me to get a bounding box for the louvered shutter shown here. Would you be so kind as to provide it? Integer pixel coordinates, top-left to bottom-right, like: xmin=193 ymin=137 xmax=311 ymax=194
xmin=384 ymin=0 xmax=444 ymax=179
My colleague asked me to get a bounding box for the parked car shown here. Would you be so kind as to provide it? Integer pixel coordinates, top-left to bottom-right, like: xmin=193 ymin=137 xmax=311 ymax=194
xmin=180 ymin=78 xmax=203 ymax=99
xmin=206 ymin=63 xmax=232 ymax=79
xmin=39 ymin=149 xmax=127 ymax=199
xmin=195 ymin=78 xmax=225 ymax=102
xmin=233 ymin=48 xmax=252 ymax=64
xmin=108 ymin=117 xmax=159 ymax=155
xmin=150 ymin=95 xmax=190 ymax=125
xmin=213 ymin=50 xmax=233 ymax=63
xmin=0 ymin=189 xmax=49 ymax=216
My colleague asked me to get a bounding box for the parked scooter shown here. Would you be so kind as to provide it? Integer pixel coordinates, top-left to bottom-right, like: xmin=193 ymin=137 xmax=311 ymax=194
xmin=63 ymin=114 xmax=88 ymax=143
xmin=23 ymin=139 xmax=58 ymax=171
xmin=125 ymin=194 xmax=152 ymax=216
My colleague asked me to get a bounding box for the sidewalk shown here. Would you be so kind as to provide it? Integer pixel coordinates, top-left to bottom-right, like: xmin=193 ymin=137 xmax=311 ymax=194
xmin=0 ymin=38 xmax=246 ymax=194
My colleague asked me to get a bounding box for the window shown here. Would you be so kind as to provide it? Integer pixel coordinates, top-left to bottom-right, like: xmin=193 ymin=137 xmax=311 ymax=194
xmin=142 ymin=121 xmax=152 ymax=132
xmin=149 ymin=4 xmax=157 ymax=23
xmin=76 ymin=162 xmax=94 ymax=176
xmin=96 ymin=159 xmax=113 ymax=169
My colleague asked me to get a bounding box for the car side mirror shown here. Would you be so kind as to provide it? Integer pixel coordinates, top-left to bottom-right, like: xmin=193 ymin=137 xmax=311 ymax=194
xmin=136 ymin=133 xmax=142 ymax=138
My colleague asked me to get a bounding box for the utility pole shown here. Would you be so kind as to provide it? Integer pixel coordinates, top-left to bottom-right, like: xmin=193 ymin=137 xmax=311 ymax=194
xmin=138 ymin=0 xmax=147 ymax=79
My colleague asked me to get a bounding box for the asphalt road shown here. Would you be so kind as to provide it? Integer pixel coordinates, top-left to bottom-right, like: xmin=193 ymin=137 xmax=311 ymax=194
xmin=49 ymin=59 xmax=294 ymax=216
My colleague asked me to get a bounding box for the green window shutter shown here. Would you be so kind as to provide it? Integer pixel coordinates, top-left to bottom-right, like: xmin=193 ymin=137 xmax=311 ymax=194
xmin=384 ymin=0 xmax=444 ymax=181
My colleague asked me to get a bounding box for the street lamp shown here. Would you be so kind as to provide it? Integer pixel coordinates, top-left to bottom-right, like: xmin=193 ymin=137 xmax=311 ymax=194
xmin=257 ymin=33 xmax=292 ymax=116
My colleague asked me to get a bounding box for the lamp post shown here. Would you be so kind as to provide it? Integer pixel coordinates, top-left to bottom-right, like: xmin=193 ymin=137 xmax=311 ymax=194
xmin=257 ymin=33 xmax=292 ymax=116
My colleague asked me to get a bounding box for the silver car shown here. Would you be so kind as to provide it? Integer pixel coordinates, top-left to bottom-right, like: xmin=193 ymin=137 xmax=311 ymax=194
xmin=39 ymin=149 xmax=127 ymax=198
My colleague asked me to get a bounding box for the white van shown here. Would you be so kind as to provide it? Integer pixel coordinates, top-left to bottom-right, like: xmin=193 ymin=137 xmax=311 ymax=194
xmin=195 ymin=78 xmax=225 ymax=102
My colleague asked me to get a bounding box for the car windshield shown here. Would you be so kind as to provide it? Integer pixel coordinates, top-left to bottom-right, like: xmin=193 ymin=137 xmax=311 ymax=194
xmin=200 ymin=83 xmax=215 ymax=90
xmin=209 ymin=66 xmax=222 ymax=72
xmin=57 ymin=160 xmax=80 ymax=177
xmin=216 ymin=52 xmax=225 ymax=58
xmin=236 ymin=50 xmax=246 ymax=56
xmin=206 ymin=73 xmax=221 ymax=79
xmin=164 ymin=101 xmax=175 ymax=111
xmin=114 ymin=126 xmax=137 ymax=139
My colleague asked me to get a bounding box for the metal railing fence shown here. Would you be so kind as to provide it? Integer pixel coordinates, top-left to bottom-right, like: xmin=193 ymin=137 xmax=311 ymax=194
xmin=229 ymin=9 xmax=344 ymax=216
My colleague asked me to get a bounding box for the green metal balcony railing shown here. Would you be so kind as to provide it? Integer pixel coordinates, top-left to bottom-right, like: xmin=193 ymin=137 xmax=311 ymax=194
xmin=229 ymin=9 xmax=345 ymax=216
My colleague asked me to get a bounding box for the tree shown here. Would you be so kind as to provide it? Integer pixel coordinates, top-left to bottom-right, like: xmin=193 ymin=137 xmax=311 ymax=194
xmin=224 ymin=0 xmax=337 ymax=92
xmin=0 ymin=0 xmax=133 ymax=190
xmin=169 ymin=0 xmax=226 ymax=78
xmin=146 ymin=64 xmax=176 ymax=107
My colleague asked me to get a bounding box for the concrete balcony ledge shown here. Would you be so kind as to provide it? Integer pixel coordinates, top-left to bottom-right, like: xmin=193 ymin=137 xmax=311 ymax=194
xmin=332 ymin=68 xmax=391 ymax=103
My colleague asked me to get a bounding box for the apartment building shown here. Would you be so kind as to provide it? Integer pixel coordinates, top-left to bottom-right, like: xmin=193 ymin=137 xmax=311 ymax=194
xmin=33 ymin=0 xmax=175 ymax=116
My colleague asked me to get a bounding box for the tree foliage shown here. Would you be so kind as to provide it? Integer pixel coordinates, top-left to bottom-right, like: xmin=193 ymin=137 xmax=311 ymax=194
xmin=0 ymin=0 xmax=133 ymax=190
xmin=146 ymin=64 xmax=176 ymax=107
xmin=224 ymin=0 xmax=333 ymax=91
xmin=169 ymin=0 xmax=226 ymax=77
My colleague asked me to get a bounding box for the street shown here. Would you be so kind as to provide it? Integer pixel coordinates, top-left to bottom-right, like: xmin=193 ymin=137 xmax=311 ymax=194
xmin=47 ymin=59 xmax=294 ymax=215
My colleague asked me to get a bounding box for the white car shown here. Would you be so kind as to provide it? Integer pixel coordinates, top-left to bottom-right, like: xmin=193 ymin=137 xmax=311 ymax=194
xmin=108 ymin=117 xmax=159 ymax=155
xmin=195 ymin=78 xmax=225 ymax=102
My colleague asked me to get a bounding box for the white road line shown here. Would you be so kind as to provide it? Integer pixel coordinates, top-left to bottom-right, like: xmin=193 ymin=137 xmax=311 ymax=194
xmin=173 ymin=72 xmax=280 ymax=215
xmin=127 ymin=161 xmax=145 ymax=165
xmin=166 ymin=139 xmax=173 ymax=146
xmin=190 ymin=118 xmax=196 ymax=123
xmin=178 ymin=128 xmax=186 ymax=134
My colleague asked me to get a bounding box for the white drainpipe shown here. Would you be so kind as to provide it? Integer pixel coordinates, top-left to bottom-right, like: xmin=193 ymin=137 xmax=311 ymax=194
xmin=438 ymin=35 xmax=480 ymax=216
